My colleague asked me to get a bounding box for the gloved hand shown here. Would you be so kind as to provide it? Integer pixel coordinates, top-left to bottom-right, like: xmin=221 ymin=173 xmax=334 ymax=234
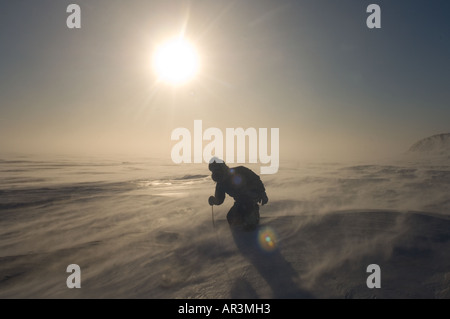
xmin=259 ymin=192 xmax=268 ymax=206
xmin=208 ymin=196 xmax=216 ymax=206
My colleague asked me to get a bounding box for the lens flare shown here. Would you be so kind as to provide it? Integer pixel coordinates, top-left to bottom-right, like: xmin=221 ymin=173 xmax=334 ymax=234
xmin=258 ymin=227 xmax=277 ymax=252
xmin=232 ymin=175 xmax=242 ymax=185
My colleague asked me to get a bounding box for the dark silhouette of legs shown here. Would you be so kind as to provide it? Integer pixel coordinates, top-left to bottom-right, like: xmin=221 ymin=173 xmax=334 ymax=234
xmin=227 ymin=200 xmax=260 ymax=230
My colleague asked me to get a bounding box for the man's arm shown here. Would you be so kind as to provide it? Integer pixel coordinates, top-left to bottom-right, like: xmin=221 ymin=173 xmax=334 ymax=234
xmin=209 ymin=183 xmax=226 ymax=205
xmin=255 ymin=178 xmax=268 ymax=205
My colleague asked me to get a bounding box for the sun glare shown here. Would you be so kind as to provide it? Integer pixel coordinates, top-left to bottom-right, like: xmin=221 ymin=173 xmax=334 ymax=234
xmin=153 ymin=38 xmax=200 ymax=85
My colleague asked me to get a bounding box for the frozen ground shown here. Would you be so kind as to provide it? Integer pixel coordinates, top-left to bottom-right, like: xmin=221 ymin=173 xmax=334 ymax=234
xmin=0 ymin=155 xmax=449 ymax=298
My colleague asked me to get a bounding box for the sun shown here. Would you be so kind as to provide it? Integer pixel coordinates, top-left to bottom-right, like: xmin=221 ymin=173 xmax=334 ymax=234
xmin=153 ymin=38 xmax=200 ymax=85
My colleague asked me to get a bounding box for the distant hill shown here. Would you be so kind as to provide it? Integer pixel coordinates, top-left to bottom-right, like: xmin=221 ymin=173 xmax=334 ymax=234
xmin=408 ymin=133 xmax=450 ymax=156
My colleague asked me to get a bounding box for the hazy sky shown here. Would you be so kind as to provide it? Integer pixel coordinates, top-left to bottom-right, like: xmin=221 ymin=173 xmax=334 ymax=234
xmin=1 ymin=0 xmax=449 ymax=162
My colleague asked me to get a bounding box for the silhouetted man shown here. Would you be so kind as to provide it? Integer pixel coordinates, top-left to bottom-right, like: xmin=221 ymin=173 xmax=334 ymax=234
xmin=208 ymin=157 xmax=268 ymax=230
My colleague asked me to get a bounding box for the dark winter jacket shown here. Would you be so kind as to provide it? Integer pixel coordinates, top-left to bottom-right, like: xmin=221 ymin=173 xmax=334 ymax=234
xmin=212 ymin=166 xmax=266 ymax=205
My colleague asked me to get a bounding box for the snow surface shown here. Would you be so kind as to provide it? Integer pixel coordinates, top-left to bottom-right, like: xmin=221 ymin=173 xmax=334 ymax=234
xmin=0 ymin=154 xmax=449 ymax=298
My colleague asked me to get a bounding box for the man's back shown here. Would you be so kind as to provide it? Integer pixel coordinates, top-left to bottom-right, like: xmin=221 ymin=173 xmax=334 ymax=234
xmin=215 ymin=166 xmax=266 ymax=202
